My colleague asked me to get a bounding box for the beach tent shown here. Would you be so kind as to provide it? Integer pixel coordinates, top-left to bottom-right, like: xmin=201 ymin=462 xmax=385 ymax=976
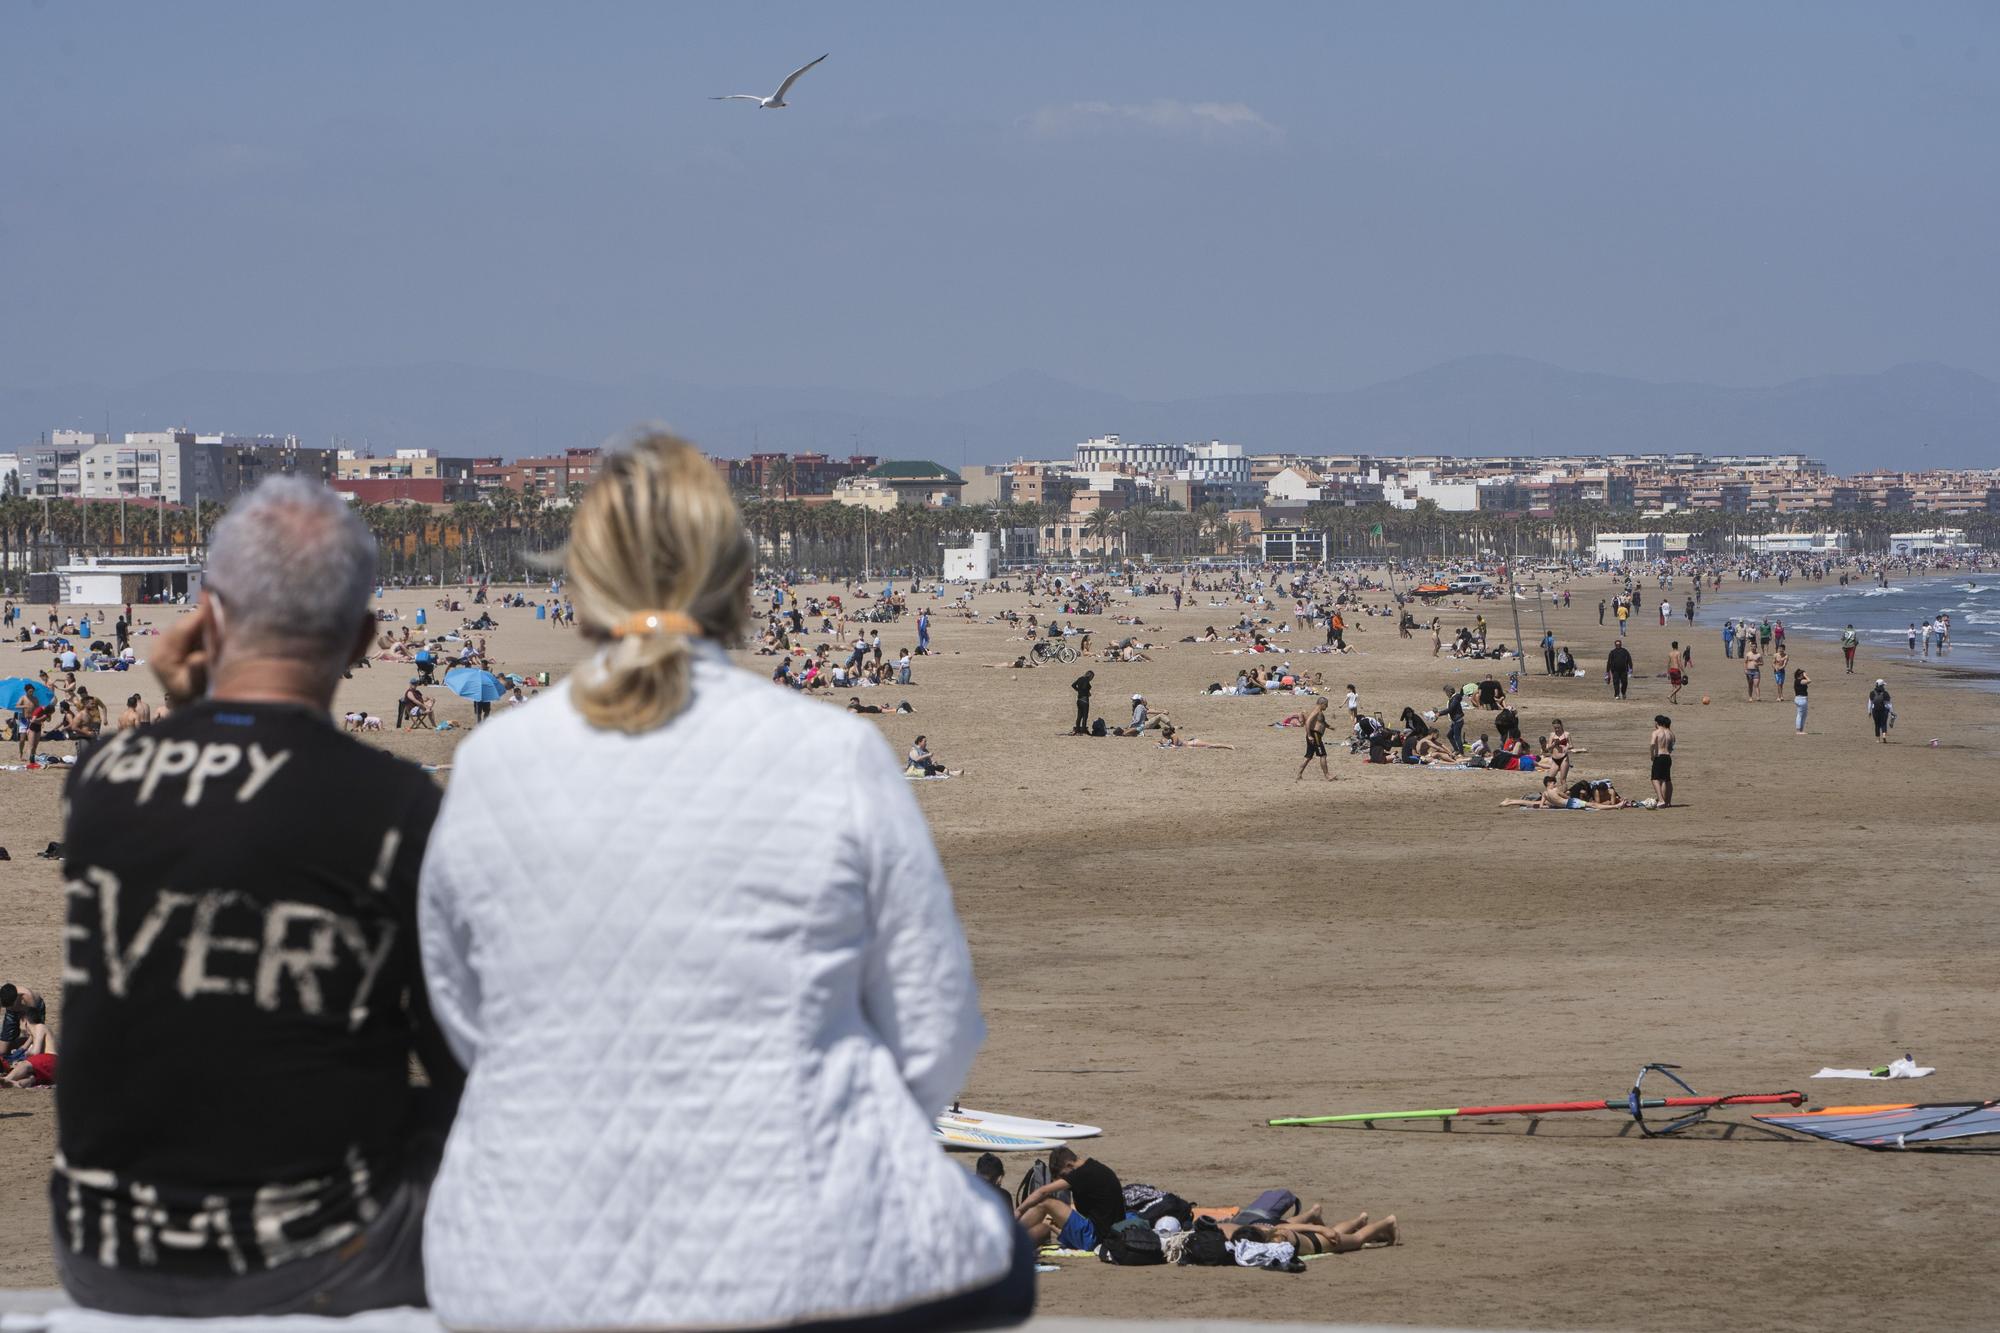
xmin=1756 ymin=1101 xmax=2000 ymax=1149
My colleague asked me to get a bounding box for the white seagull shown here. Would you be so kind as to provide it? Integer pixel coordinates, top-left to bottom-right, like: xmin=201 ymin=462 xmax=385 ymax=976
xmin=711 ymin=53 xmax=828 ymax=108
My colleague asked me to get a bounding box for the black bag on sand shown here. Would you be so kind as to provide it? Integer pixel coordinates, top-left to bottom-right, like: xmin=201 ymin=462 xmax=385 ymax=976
xmin=1138 ymin=1192 xmax=1195 ymax=1230
xmin=1182 ymin=1216 xmax=1233 ymax=1266
xmin=1099 ymin=1217 xmax=1166 ymax=1266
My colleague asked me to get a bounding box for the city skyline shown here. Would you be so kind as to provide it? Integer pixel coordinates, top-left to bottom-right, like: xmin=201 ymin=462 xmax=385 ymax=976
xmin=6 ymin=353 xmax=1999 ymax=475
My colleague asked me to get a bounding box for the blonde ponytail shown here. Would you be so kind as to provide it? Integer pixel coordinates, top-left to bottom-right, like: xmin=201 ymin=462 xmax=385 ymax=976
xmin=567 ymin=433 xmax=753 ymax=734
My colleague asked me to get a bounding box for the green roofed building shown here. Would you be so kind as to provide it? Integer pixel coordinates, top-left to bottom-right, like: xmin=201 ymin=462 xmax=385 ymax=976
xmin=834 ymin=459 xmax=966 ymax=509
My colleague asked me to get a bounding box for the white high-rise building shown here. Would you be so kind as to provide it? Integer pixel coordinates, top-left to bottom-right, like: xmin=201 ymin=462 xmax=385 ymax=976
xmin=1177 ymin=441 xmax=1250 ymax=485
xmin=1074 ymin=435 xmax=1186 ymax=474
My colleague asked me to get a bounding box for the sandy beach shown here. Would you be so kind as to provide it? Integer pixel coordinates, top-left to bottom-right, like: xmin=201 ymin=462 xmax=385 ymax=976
xmin=3 ymin=570 xmax=1996 ymax=1330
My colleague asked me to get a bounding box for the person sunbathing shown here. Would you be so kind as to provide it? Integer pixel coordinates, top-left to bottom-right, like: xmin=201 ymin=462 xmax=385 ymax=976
xmin=1568 ymin=778 xmax=1627 ymax=807
xmin=1158 ymin=725 xmax=1233 ymax=750
xmin=1500 ymin=775 xmax=1575 ymax=809
xmin=1224 ymin=1206 xmax=1399 ymax=1255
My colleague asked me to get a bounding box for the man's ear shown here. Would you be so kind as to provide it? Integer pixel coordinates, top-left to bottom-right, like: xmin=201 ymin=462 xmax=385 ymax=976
xmin=349 ymin=612 xmax=376 ymax=668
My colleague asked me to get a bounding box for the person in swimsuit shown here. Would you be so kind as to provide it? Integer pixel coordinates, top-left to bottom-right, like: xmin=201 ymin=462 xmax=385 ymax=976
xmin=1296 ymin=698 xmax=1333 ymax=782
xmin=1667 ymin=642 xmax=1684 ymax=704
xmin=1742 ymin=645 xmax=1762 ymax=701
xmin=1224 ymin=1205 xmax=1399 ymax=1255
xmin=1649 ymin=714 xmax=1675 ymax=807
xmin=1499 ymin=775 xmax=1573 ymax=809
xmin=1543 ymin=719 xmax=1580 ymax=787
xmin=2 ymin=1051 xmax=56 ymax=1088
xmin=1158 ymin=725 xmax=1233 ymax=751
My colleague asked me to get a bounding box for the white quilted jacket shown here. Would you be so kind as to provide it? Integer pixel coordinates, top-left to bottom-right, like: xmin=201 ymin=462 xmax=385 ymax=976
xmin=417 ymin=646 xmax=1017 ymax=1329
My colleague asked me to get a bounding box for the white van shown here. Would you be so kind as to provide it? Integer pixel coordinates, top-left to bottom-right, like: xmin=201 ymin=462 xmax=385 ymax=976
xmin=1451 ymin=573 xmax=1496 ymax=593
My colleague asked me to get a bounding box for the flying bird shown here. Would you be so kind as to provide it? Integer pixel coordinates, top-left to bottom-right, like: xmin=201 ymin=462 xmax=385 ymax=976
xmin=711 ymin=53 xmax=828 ymax=108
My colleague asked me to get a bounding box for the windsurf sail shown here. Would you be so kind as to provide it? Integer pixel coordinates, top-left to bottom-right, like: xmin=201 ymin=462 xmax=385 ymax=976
xmin=1272 ymin=1064 xmax=1803 ymax=1138
xmin=1756 ymin=1101 xmax=2000 ymax=1148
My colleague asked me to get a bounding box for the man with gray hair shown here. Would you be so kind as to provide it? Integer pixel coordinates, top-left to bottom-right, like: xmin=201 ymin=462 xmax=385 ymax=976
xmin=51 ymin=477 xmax=462 ymax=1317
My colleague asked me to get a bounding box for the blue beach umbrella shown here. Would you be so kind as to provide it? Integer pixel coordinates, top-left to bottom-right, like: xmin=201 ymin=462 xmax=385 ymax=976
xmin=0 ymin=679 xmax=55 ymax=711
xmin=443 ymin=668 xmax=504 ymax=703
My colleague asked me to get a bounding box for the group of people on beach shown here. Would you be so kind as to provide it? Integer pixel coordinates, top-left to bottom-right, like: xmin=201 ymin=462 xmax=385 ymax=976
xmin=1006 ymin=1145 xmax=1398 ymax=1269
xmin=0 ymin=982 xmax=56 ymax=1089
xmin=1905 ymin=616 xmax=1952 ymax=657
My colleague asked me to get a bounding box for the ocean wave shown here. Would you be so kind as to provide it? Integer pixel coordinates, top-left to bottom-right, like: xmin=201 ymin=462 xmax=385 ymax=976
xmin=1860 ymin=587 xmax=1906 ymax=597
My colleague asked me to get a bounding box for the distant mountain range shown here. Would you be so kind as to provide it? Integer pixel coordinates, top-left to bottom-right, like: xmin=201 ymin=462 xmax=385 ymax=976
xmin=5 ymin=355 xmax=1996 ymax=475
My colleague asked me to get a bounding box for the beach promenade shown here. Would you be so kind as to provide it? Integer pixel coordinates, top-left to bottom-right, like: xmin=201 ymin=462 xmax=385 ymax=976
xmin=2 ymin=569 xmax=1994 ymax=1330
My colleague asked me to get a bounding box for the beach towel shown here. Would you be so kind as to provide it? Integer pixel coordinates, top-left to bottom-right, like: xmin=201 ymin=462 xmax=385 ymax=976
xmin=1813 ymin=1056 xmax=1934 ymax=1080
xmin=1227 ymin=1239 xmax=1300 ymax=1270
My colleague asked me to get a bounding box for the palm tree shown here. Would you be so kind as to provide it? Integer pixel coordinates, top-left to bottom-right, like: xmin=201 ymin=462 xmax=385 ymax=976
xmin=1083 ymin=509 xmax=1117 ymax=569
xmin=1113 ymin=505 xmax=1148 ymax=562
xmin=1194 ymin=501 xmax=1224 ymax=557
xmin=764 ymin=456 xmax=798 ymax=498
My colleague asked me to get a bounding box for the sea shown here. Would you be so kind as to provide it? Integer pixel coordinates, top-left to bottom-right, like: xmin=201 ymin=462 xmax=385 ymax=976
xmin=1696 ymin=573 xmax=2000 ymax=693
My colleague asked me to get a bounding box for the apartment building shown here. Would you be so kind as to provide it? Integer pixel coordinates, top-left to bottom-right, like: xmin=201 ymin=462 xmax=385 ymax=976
xmin=17 ymin=430 xmax=333 ymax=503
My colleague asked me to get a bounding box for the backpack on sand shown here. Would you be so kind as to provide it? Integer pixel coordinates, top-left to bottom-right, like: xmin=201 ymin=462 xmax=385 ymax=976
xmin=1015 ymin=1157 xmax=1051 ymax=1210
xmin=1098 ymin=1217 xmax=1166 ymax=1266
xmin=1182 ymin=1216 xmax=1233 ymax=1266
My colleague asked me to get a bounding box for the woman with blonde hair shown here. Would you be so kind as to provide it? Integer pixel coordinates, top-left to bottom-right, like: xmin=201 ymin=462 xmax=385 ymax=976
xmin=417 ymin=433 xmax=1031 ymax=1331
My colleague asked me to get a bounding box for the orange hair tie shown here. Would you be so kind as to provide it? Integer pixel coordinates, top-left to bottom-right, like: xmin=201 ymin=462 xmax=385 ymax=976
xmin=609 ymin=610 xmax=703 ymax=639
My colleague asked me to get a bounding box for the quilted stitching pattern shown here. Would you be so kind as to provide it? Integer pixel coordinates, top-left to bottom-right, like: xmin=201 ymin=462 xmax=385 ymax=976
xmin=418 ymin=649 xmax=1016 ymax=1329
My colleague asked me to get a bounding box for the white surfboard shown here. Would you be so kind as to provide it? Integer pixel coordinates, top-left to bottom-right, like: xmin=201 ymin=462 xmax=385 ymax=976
xmin=937 ymin=1107 xmax=1103 ymax=1141
xmin=933 ymin=1123 xmax=1065 ymax=1153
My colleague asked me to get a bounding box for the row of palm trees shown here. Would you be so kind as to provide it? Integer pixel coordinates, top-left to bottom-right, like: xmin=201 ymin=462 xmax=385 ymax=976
xmin=0 ymin=495 xmax=227 ymax=582
xmin=736 ymin=494 xmax=1995 ymax=574
xmin=3 ymin=486 xmax=1991 ymax=591
xmin=0 ymin=490 xmax=587 ymax=590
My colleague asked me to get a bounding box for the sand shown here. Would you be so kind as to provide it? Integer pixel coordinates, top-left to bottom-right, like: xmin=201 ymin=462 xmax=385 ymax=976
xmin=2 ymin=572 xmax=1996 ymax=1329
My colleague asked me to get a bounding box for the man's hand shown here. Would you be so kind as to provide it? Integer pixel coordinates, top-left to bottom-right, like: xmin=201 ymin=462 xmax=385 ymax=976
xmin=153 ymin=604 xmax=213 ymax=707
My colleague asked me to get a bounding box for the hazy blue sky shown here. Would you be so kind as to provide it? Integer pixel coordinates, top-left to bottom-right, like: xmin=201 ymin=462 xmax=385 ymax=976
xmin=3 ymin=1 xmax=1996 ymax=399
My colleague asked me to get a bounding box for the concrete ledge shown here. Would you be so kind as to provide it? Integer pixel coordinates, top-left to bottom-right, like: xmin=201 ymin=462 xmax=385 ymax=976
xmin=0 ymin=1292 xmax=1492 ymax=1333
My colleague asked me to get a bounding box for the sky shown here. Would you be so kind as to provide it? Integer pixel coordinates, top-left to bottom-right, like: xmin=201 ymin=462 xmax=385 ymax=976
xmin=3 ymin=0 xmax=1997 ymax=403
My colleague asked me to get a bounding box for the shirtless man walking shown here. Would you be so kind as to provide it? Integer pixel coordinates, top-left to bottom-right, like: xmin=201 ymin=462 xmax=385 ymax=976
xmin=1296 ymin=697 xmax=1333 ymax=782
xmin=1666 ymin=642 xmax=1685 ymax=704
xmin=1649 ymin=714 xmax=1675 ymax=808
